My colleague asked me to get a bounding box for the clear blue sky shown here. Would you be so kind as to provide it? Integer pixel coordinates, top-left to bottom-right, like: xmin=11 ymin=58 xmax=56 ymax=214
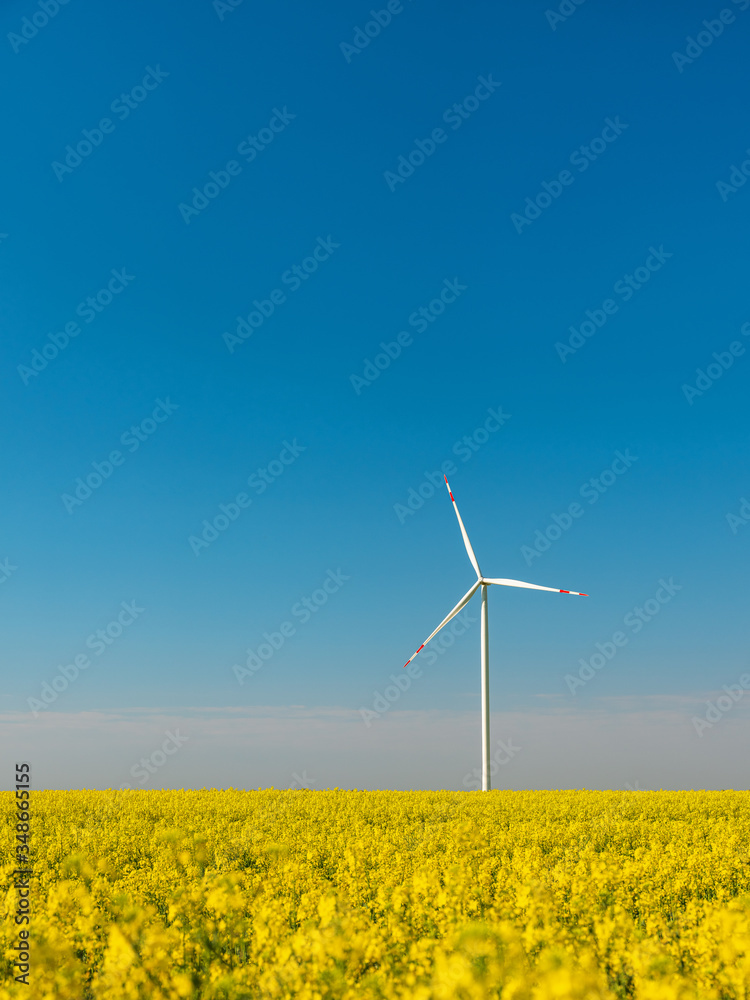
xmin=2 ymin=0 xmax=749 ymax=790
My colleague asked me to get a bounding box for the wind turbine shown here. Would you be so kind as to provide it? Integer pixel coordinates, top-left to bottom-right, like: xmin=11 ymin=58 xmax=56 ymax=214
xmin=402 ymin=476 xmax=588 ymax=791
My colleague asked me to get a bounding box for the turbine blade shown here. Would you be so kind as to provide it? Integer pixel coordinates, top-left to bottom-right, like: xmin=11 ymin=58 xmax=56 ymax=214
xmin=483 ymin=577 xmax=588 ymax=596
xmin=444 ymin=475 xmax=482 ymax=579
xmin=403 ymin=581 xmax=481 ymax=668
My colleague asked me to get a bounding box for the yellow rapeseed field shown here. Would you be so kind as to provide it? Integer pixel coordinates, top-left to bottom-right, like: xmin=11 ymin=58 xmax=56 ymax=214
xmin=2 ymin=789 xmax=750 ymax=998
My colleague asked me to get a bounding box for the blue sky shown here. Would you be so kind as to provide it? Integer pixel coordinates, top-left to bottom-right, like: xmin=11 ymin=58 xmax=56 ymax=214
xmin=1 ymin=0 xmax=749 ymax=790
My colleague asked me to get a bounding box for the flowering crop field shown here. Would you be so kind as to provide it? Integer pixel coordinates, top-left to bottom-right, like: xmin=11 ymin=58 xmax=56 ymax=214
xmin=3 ymin=789 xmax=750 ymax=999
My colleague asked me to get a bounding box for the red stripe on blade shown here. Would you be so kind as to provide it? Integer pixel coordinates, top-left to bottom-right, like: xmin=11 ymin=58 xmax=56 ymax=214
xmin=560 ymin=590 xmax=569 ymax=593
xmin=404 ymin=644 xmax=425 ymax=668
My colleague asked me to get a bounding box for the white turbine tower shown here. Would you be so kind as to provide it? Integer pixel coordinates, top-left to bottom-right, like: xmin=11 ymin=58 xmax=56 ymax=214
xmin=402 ymin=475 xmax=588 ymax=791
